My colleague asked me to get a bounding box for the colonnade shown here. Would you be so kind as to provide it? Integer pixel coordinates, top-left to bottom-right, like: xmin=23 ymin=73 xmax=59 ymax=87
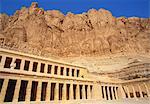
xmin=122 ymin=82 xmax=150 ymax=99
xmin=0 ymin=78 xmax=93 ymax=103
xmin=0 ymin=55 xmax=85 ymax=79
xmin=101 ymin=85 xmax=119 ymax=100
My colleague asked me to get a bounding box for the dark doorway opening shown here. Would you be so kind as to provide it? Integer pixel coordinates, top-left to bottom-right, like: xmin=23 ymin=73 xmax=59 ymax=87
xmin=32 ymin=62 xmax=38 ymax=72
xmin=50 ymin=83 xmax=56 ymax=100
xmin=14 ymin=59 xmax=21 ymax=69
xmin=79 ymin=85 xmax=82 ymax=99
xmin=59 ymin=84 xmax=63 ymax=100
xmin=73 ymin=84 xmax=77 ymax=99
xmin=66 ymin=84 xmax=70 ymax=100
xmin=40 ymin=63 xmax=45 ymax=73
xmin=18 ymin=80 xmax=28 ymax=101
xmin=4 ymin=79 xmax=17 ymax=102
xmin=4 ymin=57 xmax=12 ymax=68
xmin=41 ymin=82 xmax=48 ymax=101
xmin=30 ymin=81 xmax=38 ymax=101
xmin=24 ymin=60 xmax=30 ymax=71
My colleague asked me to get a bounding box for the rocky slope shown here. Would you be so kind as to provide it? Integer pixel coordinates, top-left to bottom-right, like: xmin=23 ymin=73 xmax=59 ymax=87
xmin=0 ymin=2 xmax=150 ymax=72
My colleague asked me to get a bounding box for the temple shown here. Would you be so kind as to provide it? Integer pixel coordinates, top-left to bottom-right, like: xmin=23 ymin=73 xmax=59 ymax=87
xmin=0 ymin=48 xmax=149 ymax=104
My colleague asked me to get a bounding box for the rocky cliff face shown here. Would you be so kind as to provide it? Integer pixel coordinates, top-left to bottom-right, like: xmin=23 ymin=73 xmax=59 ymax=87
xmin=0 ymin=2 xmax=150 ymax=58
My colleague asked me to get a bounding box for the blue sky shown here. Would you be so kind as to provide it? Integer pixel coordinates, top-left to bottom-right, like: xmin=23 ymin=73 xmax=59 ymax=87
xmin=0 ymin=0 xmax=149 ymax=18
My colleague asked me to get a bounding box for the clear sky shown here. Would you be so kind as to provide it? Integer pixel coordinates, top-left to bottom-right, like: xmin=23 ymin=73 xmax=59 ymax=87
xmin=0 ymin=0 xmax=149 ymax=18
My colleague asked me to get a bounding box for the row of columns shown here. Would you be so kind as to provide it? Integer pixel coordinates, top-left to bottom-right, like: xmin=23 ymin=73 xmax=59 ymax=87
xmin=0 ymin=78 xmax=93 ymax=103
xmin=101 ymin=85 xmax=119 ymax=100
xmin=123 ymin=83 xmax=150 ymax=99
xmin=0 ymin=55 xmax=80 ymax=77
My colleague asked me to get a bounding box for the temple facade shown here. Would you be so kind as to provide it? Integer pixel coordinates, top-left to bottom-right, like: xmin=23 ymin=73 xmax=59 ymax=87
xmin=0 ymin=48 xmax=149 ymax=104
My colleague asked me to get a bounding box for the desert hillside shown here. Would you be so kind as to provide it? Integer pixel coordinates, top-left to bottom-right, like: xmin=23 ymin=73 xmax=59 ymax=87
xmin=0 ymin=2 xmax=150 ymax=72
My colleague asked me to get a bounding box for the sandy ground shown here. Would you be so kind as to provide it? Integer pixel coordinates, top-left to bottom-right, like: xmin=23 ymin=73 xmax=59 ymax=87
xmin=69 ymin=98 xmax=150 ymax=104
xmin=4 ymin=98 xmax=149 ymax=104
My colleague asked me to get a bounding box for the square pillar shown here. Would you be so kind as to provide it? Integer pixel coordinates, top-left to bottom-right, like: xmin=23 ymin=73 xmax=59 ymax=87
xmin=87 ymin=84 xmax=91 ymax=99
xmin=131 ymin=85 xmax=137 ymax=99
xmin=12 ymin=79 xmax=21 ymax=103
xmin=0 ymin=79 xmax=9 ymax=103
xmin=82 ymin=85 xmax=85 ymax=100
xmin=51 ymin=64 xmax=55 ymax=76
xmin=115 ymin=87 xmax=119 ymax=100
xmin=62 ymin=83 xmax=66 ymax=103
xmin=0 ymin=55 xmax=6 ymax=69
xmin=126 ymin=86 xmax=130 ymax=99
xmin=69 ymin=68 xmax=72 ymax=77
xmin=98 ymin=84 xmax=102 ymax=100
xmin=36 ymin=62 xmax=41 ymax=73
xmin=111 ymin=86 xmax=115 ymax=100
xmin=20 ymin=59 xmax=25 ymax=71
xmin=10 ymin=57 xmax=16 ymax=70
xmin=54 ymin=82 xmax=59 ymax=103
xmin=57 ymin=66 xmax=60 ymax=75
xmin=46 ymin=81 xmax=51 ymax=102
xmin=63 ymin=67 xmax=66 ymax=77
xmin=36 ymin=81 xmax=42 ymax=102
xmin=138 ymin=85 xmax=143 ymax=98
xmin=70 ymin=83 xmax=74 ymax=100
xmin=76 ymin=84 xmax=80 ymax=100
xmin=29 ymin=61 xmax=34 ymax=72
xmin=44 ymin=63 xmax=48 ymax=74
xmin=25 ymin=80 xmax=32 ymax=102
xmin=74 ymin=69 xmax=77 ymax=77
xmin=107 ymin=86 xmax=110 ymax=100
xmin=144 ymin=83 xmax=150 ymax=97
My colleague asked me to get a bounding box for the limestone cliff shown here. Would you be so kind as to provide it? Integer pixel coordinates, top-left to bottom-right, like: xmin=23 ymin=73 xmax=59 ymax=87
xmin=0 ymin=2 xmax=150 ymax=60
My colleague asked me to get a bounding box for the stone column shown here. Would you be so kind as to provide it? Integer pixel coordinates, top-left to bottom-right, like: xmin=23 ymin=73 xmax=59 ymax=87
xmin=70 ymin=83 xmax=74 ymax=100
xmin=29 ymin=61 xmax=34 ymax=72
xmin=138 ymin=84 xmax=143 ymax=98
xmin=87 ymin=84 xmax=91 ymax=99
xmin=57 ymin=66 xmax=60 ymax=75
xmin=54 ymin=82 xmax=59 ymax=103
xmin=64 ymin=67 xmax=66 ymax=77
xmin=62 ymin=83 xmax=66 ymax=103
xmin=0 ymin=79 xmax=9 ymax=103
xmin=20 ymin=59 xmax=25 ymax=71
xmin=82 ymin=85 xmax=86 ymax=100
xmin=107 ymin=86 xmax=110 ymax=100
xmin=25 ymin=80 xmax=32 ymax=102
xmin=36 ymin=62 xmax=41 ymax=72
xmin=51 ymin=64 xmax=55 ymax=76
xmin=93 ymin=83 xmax=98 ymax=99
xmin=97 ymin=83 xmax=103 ymax=100
xmin=76 ymin=84 xmax=80 ymax=100
xmin=143 ymin=83 xmax=150 ymax=97
xmin=69 ymin=68 xmax=72 ymax=77
xmin=126 ymin=86 xmax=130 ymax=99
xmin=46 ymin=81 xmax=51 ymax=102
xmin=0 ymin=55 xmax=6 ymax=69
xmin=131 ymin=85 xmax=137 ymax=99
xmin=74 ymin=69 xmax=77 ymax=77
xmin=12 ymin=79 xmax=21 ymax=103
xmin=36 ymin=81 xmax=42 ymax=102
xmin=111 ymin=86 xmax=115 ymax=100
xmin=44 ymin=63 xmax=48 ymax=74
xmin=115 ymin=87 xmax=119 ymax=100
xmin=10 ymin=57 xmax=16 ymax=70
